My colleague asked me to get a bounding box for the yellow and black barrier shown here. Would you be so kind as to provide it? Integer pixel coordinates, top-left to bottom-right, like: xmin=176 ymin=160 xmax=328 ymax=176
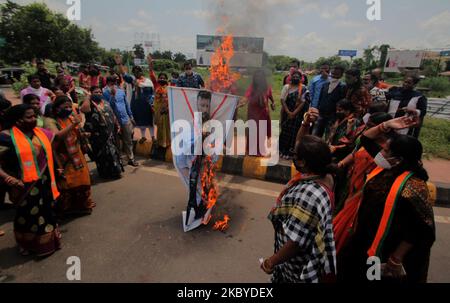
xmin=134 ymin=142 xmax=445 ymax=207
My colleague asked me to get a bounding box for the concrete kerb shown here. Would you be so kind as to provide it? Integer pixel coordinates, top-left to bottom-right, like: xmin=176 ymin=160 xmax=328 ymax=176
xmin=133 ymin=141 xmax=450 ymax=207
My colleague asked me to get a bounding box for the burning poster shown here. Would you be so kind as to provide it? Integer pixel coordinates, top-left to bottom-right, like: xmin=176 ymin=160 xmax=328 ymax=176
xmin=168 ymin=87 xmax=238 ymax=232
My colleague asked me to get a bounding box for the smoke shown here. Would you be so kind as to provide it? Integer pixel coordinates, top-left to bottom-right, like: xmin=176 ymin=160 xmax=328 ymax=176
xmin=205 ymin=0 xmax=280 ymax=37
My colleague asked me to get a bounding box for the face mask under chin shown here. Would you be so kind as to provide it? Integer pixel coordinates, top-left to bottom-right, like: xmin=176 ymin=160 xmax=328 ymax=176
xmin=374 ymin=152 xmax=400 ymax=170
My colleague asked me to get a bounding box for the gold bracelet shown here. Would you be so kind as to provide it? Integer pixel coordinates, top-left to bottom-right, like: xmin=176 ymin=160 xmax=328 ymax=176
xmin=388 ymin=256 xmax=402 ymax=266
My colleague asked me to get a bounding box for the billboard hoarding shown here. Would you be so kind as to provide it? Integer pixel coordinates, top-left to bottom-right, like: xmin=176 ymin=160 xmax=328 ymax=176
xmin=197 ymin=51 xmax=263 ymax=68
xmin=384 ymin=50 xmax=424 ymax=73
xmin=196 ymin=35 xmax=264 ymax=68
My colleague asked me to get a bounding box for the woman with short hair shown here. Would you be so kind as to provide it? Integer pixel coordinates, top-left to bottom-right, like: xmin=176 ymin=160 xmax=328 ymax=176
xmin=262 ymin=110 xmax=336 ymax=283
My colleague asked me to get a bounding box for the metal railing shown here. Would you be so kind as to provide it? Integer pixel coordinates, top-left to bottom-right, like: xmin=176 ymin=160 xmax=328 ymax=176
xmin=428 ymin=98 xmax=450 ymax=120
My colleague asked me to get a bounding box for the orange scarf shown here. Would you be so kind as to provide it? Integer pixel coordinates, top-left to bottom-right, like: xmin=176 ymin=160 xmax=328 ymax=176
xmin=333 ymin=167 xmax=413 ymax=256
xmin=10 ymin=127 xmax=60 ymax=200
xmin=367 ymin=168 xmax=413 ymax=257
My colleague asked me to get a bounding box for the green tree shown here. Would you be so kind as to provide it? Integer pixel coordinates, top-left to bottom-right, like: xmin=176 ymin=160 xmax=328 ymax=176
xmin=173 ymin=52 xmax=187 ymax=63
xmin=315 ymin=56 xmax=350 ymax=70
xmin=161 ymin=50 xmax=173 ymax=60
xmin=378 ymin=44 xmax=390 ymax=70
xmin=268 ymin=55 xmax=296 ymax=71
xmin=152 ymin=50 xmax=163 ymax=59
xmin=133 ymin=44 xmax=145 ymax=59
xmin=351 ymin=58 xmax=365 ymax=70
xmin=0 ymin=0 xmax=104 ymax=64
xmin=421 ymin=59 xmax=444 ymax=77
xmin=363 ymin=46 xmax=380 ymax=72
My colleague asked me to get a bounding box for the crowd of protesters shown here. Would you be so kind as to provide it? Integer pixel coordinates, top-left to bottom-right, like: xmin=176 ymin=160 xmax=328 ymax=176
xmin=0 ymin=55 xmax=436 ymax=284
xmin=258 ymin=60 xmax=435 ymax=283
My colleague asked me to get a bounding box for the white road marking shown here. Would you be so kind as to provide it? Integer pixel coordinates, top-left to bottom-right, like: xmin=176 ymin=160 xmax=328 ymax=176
xmin=140 ymin=166 xmax=281 ymax=198
xmin=140 ymin=165 xmax=450 ymax=225
xmin=435 ymin=216 xmax=450 ymax=224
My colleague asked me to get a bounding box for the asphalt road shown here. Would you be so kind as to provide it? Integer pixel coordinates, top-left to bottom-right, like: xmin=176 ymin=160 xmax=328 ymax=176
xmin=0 ymin=159 xmax=449 ymax=283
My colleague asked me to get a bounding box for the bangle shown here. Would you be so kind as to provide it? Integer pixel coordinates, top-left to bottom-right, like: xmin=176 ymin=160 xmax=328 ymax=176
xmin=380 ymin=122 xmax=390 ymax=133
xmin=388 ymin=256 xmax=402 ymax=266
xmin=262 ymin=259 xmax=274 ymax=273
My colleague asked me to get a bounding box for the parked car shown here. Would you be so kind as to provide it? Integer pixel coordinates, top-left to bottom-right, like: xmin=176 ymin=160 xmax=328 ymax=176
xmin=0 ymin=67 xmax=25 ymax=85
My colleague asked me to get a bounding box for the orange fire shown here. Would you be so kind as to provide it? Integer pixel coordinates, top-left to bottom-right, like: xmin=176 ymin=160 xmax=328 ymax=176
xmin=201 ymin=155 xmax=218 ymax=210
xmin=213 ymin=215 xmax=230 ymax=232
xmin=208 ymin=35 xmax=240 ymax=93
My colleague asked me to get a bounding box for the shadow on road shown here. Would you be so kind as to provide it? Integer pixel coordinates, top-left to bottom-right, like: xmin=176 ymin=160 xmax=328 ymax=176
xmin=0 ymin=246 xmax=30 ymax=274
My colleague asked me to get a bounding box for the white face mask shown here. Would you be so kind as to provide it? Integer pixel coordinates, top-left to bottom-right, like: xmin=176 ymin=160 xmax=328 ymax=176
xmin=374 ymin=152 xmax=392 ymax=169
xmin=363 ymin=113 xmax=371 ymax=125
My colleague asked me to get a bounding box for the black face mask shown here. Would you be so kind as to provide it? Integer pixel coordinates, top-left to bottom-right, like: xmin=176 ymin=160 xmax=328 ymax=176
xmin=336 ymin=112 xmax=347 ymax=120
xmin=291 ymin=79 xmax=300 ymax=85
xmin=158 ymin=80 xmax=168 ymax=86
xmin=57 ymin=109 xmax=73 ymax=119
xmin=21 ymin=120 xmax=37 ymax=131
xmin=91 ymin=95 xmax=103 ymax=104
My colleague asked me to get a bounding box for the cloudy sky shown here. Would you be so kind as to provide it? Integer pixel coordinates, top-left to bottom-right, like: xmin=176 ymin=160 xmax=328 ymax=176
xmin=4 ymin=0 xmax=450 ymax=61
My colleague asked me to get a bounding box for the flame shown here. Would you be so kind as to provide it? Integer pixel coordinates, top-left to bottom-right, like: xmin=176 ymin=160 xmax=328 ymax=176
xmin=208 ymin=34 xmax=240 ymax=93
xmin=201 ymin=156 xmax=218 ymax=210
xmin=213 ymin=215 xmax=230 ymax=232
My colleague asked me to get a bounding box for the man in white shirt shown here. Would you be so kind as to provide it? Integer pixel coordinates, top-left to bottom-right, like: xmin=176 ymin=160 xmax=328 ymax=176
xmin=20 ymin=74 xmax=55 ymax=114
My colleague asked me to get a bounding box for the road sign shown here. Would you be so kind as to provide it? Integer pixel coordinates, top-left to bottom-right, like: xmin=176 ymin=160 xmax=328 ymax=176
xmin=440 ymin=50 xmax=450 ymax=57
xmin=134 ymin=58 xmax=145 ymax=66
xmin=338 ymin=50 xmax=357 ymax=57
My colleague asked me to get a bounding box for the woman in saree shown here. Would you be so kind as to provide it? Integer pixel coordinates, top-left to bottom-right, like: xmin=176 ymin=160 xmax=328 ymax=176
xmin=244 ymin=69 xmax=275 ymax=157
xmin=333 ymin=112 xmax=393 ymax=214
xmin=261 ymin=109 xmax=336 ymax=283
xmin=337 ymin=115 xmax=435 ymax=283
xmin=325 ymin=99 xmax=360 ymax=162
xmin=279 ymin=71 xmax=310 ymax=160
xmin=44 ymin=96 xmax=95 ymax=217
xmin=80 ymin=86 xmax=123 ymax=179
xmin=152 ymin=73 xmax=171 ymax=149
xmin=0 ymin=104 xmax=61 ymax=256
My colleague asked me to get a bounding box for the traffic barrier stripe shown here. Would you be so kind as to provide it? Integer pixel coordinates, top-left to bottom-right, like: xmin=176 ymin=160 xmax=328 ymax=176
xmin=243 ymin=157 xmax=267 ymax=180
xmin=136 ymin=147 xmax=443 ymax=207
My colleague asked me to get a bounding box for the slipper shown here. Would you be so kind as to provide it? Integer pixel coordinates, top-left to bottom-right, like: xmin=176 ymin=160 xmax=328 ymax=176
xmin=19 ymin=247 xmax=31 ymax=256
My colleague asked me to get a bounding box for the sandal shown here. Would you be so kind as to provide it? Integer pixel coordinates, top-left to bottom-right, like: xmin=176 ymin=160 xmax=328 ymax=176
xmin=19 ymin=247 xmax=31 ymax=256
